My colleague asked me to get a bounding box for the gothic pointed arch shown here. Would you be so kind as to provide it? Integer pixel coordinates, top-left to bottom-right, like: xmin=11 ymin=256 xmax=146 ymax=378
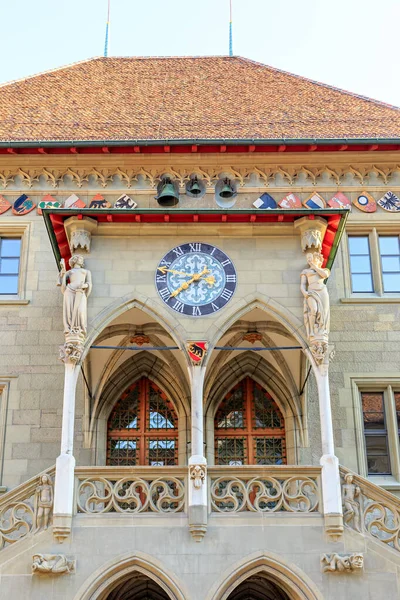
xmin=206 ymin=551 xmax=324 ymax=600
xmin=74 ymin=551 xmax=187 ymax=600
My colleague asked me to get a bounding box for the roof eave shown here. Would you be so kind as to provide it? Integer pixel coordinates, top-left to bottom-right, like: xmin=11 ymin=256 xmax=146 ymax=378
xmin=2 ymin=137 xmax=400 ymax=148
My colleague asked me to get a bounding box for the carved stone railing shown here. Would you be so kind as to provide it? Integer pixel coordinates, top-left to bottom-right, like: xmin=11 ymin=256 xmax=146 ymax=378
xmin=75 ymin=467 xmax=187 ymax=515
xmin=0 ymin=466 xmax=55 ymax=551
xmin=209 ymin=466 xmax=322 ymax=514
xmin=340 ymin=466 xmax=400 ymax=552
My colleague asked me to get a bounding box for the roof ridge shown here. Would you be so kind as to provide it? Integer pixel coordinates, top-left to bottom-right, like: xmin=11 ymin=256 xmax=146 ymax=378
xmin=236 ymin=57 xmax=400 ymax=111
xmin=0 ymin=56 xmax=103 ymax=89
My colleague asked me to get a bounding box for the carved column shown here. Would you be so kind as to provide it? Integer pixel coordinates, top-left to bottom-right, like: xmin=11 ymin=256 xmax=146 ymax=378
xmin=295 ymin=216 xmax=343 ymax=539
xmin=53 ymin=255 xmax=92 ymax=541
xmin=186 ymin=342 xmax=208 ymax=542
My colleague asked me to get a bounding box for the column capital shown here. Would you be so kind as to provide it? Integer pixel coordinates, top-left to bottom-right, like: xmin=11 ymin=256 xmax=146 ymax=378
xmin=64 ymin=216 xmax=98 ymax=255
xmin=294 ymin=215 xmax=328 ymax=253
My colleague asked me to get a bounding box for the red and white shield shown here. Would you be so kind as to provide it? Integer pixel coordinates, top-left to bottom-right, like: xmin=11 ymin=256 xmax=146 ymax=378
xmin=187 ymin=341 xmax=208 ymax=364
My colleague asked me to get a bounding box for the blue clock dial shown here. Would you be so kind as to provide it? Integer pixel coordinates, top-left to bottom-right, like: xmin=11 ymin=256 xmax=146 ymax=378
xmin=155 ymin=242 xmax=237 ymax=316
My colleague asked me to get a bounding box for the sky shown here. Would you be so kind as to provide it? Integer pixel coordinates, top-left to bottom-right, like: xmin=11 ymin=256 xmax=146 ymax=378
xmin=1 ymin=0 xmax=400 ymax=107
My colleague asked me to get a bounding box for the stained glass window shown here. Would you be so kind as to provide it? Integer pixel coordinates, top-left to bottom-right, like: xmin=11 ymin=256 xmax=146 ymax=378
xmin=107 ymin=378 xmax=178 ymax=466
xmin=215 ymin=377 xmax=286 ymax=465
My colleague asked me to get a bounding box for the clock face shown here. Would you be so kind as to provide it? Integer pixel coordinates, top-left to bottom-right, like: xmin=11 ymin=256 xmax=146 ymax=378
xmin=155 ymin=242 xmax=237 ymax=316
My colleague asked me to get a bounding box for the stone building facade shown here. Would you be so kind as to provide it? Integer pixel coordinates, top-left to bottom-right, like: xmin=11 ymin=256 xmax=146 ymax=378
xmin=0 ymin=56 xmax=399 ymax=599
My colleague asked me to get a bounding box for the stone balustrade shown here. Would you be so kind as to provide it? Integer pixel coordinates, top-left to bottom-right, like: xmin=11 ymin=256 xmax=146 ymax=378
xmin=340 ymin=466 xmax=400 ymax=552
xmin=0 ymin=466 xmax=55 ymax=550
xmin=208 ymin=465 xmax=322 ymax=514
xmin=75 ymin=466 xmax=187 ymax=515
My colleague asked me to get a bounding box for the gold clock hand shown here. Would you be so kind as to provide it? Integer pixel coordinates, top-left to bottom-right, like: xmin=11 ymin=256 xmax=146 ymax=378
xmin=169 ymin=268 xmax=215 ymax=298
xmin=157 ymin=266 xmax=193 ymax=277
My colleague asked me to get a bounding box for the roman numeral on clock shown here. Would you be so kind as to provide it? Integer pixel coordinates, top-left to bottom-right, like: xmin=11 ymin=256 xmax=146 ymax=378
xmin=172 ymin=300 xmax=185 ymax=313
xmin=189 ymin=243 xmax=201 ymax=252
xmin=221 ymin=258 xmax=231 ymax=267
xmin=172 ymin=246 xmax=184 ymax=257
xmin=156 ymin=274 xmax=166 ymax=283
xmin=226 ymin=274 xmax=236 ymax=283
xmin=220 ymin=288 xmax=233 ymax=301
xmin=159 ymin=287 xmax=170 ymax=300
xmin=192 ymin=306 xmax=202 ymax=316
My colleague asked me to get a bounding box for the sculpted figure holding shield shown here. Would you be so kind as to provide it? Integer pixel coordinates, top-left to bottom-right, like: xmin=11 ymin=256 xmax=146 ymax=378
xmin=60 ymin=255 xmax=92 ymax=335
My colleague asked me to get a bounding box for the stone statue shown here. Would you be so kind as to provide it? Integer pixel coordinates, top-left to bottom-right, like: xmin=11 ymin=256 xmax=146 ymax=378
xmin=32 ymin=554 xmax=75 ymax=574
xmin=34 ymin=474 xmax=53 ymax=532
xmin=321 ymin=552 xmax=364 ymax=573
xmin=300 ymin=252 xmax=330 ymax=339
xmin=60 ymin=255 xmax=92 ymax=335
xmin=342 ymin=473 xmax=362 ymax=532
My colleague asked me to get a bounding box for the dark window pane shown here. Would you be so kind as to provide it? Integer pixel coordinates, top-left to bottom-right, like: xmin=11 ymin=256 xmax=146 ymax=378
xmin=108 ymin=438 xmax=138 ymax=466
xmin=216 ymin=385 xmax=245 ymax=429
xmin=382 ymin=274 xmax=400 ymax=293
xmin=215 ymin=438 xmax=245 ymax=465
xmin=147 ymin=438 xmax=176 ymax=466
xmin=351 ymin=274 xmax=374 ymax=292
xmin=0 ymin=238 xmax=21 ymax=257
xmin=253 ymin=385 xmax=283 ymax=428
xmin=349 ymin=255 xmax=373 ymax=273
xmin=0 ymin=275 xmax=18 ymax=294
xmin=379 ymin=236 xmax=400 ymax=255
xmin=365 ymin=436 xmax=391 ymax=474
xmin=395 ymin=393 xmax=400 ymax=429
xmin=0 ymin=259 xmax=19 ymax=274
xmin=255 ymin=437 xmax=284 ymax=465
xmin=148 ymin=387 xmax=176 ymax=429
xmin=349 ymin=236 xmax=370 ymax=254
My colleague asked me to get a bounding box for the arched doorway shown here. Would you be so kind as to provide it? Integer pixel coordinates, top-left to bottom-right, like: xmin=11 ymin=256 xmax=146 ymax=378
xmin=106 ymin=573 xmax=170 ymax=600
xmin=107 ymin=377 xmax=179 ymax=466
xmin=214 ymin=377 xmax=286 ymax=465
xmin=227 ymin=574 xmax=290 ymax=600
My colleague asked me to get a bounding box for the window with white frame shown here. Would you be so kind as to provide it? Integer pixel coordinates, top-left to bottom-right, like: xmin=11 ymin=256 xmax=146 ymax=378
xmin=0 ymin=238 xmax=21 ymax=295
xmin=348 ymin=232 xmax=400 ymax=295
xmin=359 ymin=386 xmax=400 ymax=478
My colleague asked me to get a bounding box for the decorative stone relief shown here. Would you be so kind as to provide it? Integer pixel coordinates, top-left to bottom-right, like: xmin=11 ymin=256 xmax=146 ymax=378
xmin=34 ymin=474 xmax=53 ymax=532
xmin=321 ymin=553 xmax=364 ymax=573
xmin=300 ymin=229 xmax=323 ymax=252
xmin=32 ymin=554 xmax=75 ymax=574
xmin=342 ymin=473 xmax=361 ymax=532
xmin=189 ymin=464 xmax=206 ymax=489
xmin=243 ymin=332 xmax=263 ymax=344
xmin=70 ymin=229 xmax=91 ymax=253
xmin=130 ymin=334 xmax=151 ymax=346
xmin=300 ymin=252 xmax=331 ymax=365
xmin=58 ymin=255 xmax=92 ymax=364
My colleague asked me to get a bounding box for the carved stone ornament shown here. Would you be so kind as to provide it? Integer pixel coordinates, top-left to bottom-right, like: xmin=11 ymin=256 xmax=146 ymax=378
xmin=70 ymin=229 xmax=91 ymax=253
xmin=300 ymin=251 xmax=330 ymax=366
xmin=187 ymin=341 xmax=208 ymax=365
xmin=130 ymin=334 xmax=151 ymax=346
xmin=342 ymin=473 xmax=361 ymax=533
xmin=34 ymin=474 xmax=53 ymax=532
xmin=294 ymin=215 xmax=328 ymax=252
xmin=190 ymin=464 xmax=207 ymax=489
xmin=321 ymin=553 xmax=364 ymax=573
xmin=59 ymin=337 xmax=85 ymax=364
xmin=243 ymin=332 xmax=263 ymax=344
xmin=301 ymin=229 xmax=323 ymax=252
xmin=32 ymin=554 xmax=75 ymax=575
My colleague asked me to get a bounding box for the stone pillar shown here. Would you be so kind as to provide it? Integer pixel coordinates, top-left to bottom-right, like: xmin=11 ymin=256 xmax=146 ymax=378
xmin=53 ymin=360 xmax=80 ymax=541
xmin=53 ymin=255 xmax=92 ymax=541
xmin=296 ymin=216 xmax=343 ymax=539
xmin=186 ymin=342 xmax=208 ymax=542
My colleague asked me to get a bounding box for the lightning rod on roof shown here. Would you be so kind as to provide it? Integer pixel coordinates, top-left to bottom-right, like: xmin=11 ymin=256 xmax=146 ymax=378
xmin=229 ymin=0 xmax=233 ymax=56
xmin=104 ymin=0 xmax=111 ymax=57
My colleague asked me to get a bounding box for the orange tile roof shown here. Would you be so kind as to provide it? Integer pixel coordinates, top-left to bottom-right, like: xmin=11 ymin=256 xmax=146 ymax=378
xmin=0 ymin=56 xmax=400 ymax=143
